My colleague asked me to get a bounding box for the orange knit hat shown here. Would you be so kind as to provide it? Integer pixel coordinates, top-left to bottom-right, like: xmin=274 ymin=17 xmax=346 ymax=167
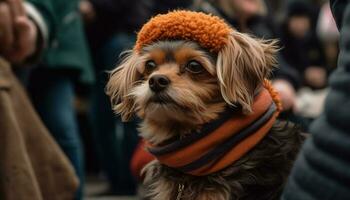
xmin=134 ymin=10 xmax=232 ymax=53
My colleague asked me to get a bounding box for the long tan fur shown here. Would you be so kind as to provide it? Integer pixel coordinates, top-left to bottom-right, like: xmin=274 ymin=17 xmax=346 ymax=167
xmin=106 ymin=51 xmax=142 ymax=121
xmin=217 ymin=31 xmax=278 ymax=113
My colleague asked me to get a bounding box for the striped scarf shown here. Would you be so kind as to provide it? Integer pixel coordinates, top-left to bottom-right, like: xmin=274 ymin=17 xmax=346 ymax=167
xmin=147 ymin=80 xmax=282 ymax=176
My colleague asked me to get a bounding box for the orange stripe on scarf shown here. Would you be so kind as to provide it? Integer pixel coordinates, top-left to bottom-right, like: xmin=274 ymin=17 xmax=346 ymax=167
xmin=147 ymin=81 xmax=281 ymax=176
xmin=156 ymin=90 xmax=273 ymax=167
xmin=189 ymin=112 xmax=278 ymax=175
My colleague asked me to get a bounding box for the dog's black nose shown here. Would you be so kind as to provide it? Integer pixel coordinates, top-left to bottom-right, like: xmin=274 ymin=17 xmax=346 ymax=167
xmin=149 ymin=75 xmax=170 ymax=92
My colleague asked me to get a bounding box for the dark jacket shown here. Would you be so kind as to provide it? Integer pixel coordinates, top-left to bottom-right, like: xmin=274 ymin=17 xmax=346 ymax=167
xmin=282 ymin=1 xmax=350 ymax=199
xmin=28 ymin=0 xmax=94 ymax=84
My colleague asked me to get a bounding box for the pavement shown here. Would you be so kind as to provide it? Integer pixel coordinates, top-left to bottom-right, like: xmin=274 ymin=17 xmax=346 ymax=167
xmin=84 ymin=176 xmax=138 ymax=200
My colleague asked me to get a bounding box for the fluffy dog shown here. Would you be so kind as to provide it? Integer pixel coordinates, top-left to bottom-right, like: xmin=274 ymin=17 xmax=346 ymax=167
xmin=106 ymin=11 xmax=304 ymax=200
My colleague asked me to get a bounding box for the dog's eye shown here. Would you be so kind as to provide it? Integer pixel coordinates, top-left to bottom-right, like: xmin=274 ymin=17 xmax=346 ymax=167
xmin=145 ymin=60 xmax=157 ymax=71
xmin=186 ymin=60 xmax=204 ymax=74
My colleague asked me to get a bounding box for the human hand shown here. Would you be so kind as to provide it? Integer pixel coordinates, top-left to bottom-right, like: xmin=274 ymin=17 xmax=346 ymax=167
xmin=273 ymin=79 xmax=296 ymax=111
xmin=304 ymin=66 xmax=327 ymax=88
xmin=79 ymin=0 xmax=96 ymax=23
xmin=0 ymin=0 xmax=38 ymax=63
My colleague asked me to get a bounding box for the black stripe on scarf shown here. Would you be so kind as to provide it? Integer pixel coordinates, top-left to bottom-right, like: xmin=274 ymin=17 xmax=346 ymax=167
xmin=177 ymin=103 xmax=277 ymax=173
xmin=148 ymin=105 xmax=240 ymax=156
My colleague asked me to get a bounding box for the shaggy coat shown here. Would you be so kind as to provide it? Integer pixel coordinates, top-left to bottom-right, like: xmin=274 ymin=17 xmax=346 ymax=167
xmin=107 ymin=31 xmax=304 ymax=200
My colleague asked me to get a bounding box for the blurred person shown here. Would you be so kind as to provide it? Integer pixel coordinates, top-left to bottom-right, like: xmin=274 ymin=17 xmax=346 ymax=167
xmin=192 ymin=0 xmax=301 ymax=112
xmin=279 ymin=1 xmax=331 ymax=130
xmin=0 ymin=0 xmax=81 ymax=199
xmin=80 ymin=0 xmax=152 ymax=195
xmin=0 ymin=0 xmax=94 ymax=199
xmin=279 ymin=1 xmax=327 ymax=89
xmin=0 ymin=58 xmax=79 ymax=199
xmin=282 ymin=0 xmax=350 ymax=199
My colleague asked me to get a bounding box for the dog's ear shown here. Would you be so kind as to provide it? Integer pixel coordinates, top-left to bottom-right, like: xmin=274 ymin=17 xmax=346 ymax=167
xmin=216 ymin=31 xmax=278 ymax=114
xmin=106 ymin=51 xmax=141 ymax=121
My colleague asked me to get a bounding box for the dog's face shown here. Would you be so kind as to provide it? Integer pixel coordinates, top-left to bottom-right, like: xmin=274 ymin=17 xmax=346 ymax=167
xmin=131 ymin=41 xmax=224 ymax=126
xmin=107 ymin=32 xmax=277 ymax=144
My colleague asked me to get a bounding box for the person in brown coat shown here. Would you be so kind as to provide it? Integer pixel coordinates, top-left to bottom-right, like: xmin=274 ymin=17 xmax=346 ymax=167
xmin=0 ymin=58 xmax=79 ymax=200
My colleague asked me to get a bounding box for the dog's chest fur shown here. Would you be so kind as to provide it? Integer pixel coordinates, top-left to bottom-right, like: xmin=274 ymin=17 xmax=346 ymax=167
xmin=142 ymin=121 xmax=304 ymax=200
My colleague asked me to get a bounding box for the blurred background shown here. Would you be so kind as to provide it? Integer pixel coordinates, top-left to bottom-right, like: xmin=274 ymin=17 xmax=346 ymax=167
xmin=0 ymin=0 xmax=339 ymax=199
xmin=80 ymin=0 xmax=338 ymax=199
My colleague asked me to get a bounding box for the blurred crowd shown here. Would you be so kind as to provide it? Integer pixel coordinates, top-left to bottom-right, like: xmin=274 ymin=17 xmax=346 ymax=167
xmin=0 ymin=0 xmax=341 ymax=199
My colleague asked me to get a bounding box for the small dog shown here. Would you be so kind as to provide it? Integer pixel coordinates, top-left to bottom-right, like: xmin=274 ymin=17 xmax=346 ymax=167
xmin=107 ymin=11 xmax=304 ymax=200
